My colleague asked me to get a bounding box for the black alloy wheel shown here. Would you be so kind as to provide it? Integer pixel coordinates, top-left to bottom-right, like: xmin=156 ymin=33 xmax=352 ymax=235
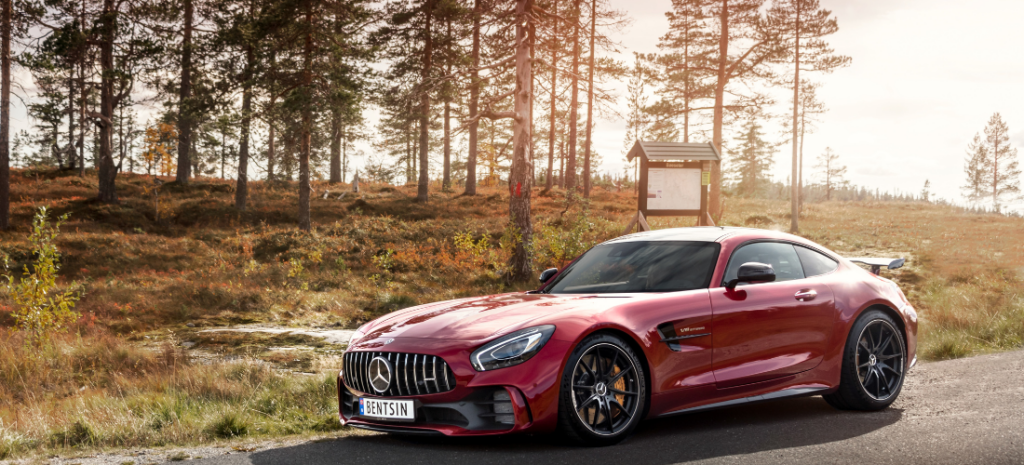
xmin=823 ymin=309 xmax=907 ymax=411
xmin=558 ymin=334 xmax=646 ymax=446
xmin=856 ymin=319 xmax=905 ymax=400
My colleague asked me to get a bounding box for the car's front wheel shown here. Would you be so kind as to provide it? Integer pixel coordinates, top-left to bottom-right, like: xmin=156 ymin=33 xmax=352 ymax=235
xmin=824 ymin=309 xmax=907 ymax=411
xmin=556 ymin=333 xmax=646 ymax=446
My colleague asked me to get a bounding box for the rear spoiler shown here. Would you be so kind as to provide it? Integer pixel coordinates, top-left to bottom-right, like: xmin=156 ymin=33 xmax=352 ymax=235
xmin=848 ymin=257 xmax=905 ymax=275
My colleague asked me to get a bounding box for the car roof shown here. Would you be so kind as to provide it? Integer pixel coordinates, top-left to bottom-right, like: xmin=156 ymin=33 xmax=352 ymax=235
xmin=603 ymin=226 xmax=798 ymax=245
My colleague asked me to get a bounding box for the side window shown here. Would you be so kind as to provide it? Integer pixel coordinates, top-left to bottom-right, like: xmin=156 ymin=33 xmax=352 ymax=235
xmin=723 ymin=242 xmax=805 ymax=285
xmin=795 ymin=246 xmax=839 ymax=277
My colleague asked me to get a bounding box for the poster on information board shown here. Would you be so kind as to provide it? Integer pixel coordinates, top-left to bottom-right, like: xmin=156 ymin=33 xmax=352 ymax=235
xmin=647 ymin=165 xmax=702 ymax=211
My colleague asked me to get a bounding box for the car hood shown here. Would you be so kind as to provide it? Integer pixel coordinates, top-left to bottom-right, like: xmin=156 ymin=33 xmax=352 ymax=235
xmin=358 ymin=292 xmax=634 ymax=343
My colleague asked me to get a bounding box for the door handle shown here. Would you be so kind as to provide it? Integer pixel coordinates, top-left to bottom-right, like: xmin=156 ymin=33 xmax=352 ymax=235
xmin=795 ymin=289 xmax=817 ymax=301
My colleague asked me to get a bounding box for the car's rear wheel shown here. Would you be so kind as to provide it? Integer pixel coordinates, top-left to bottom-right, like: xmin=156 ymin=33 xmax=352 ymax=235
xmin=557 ymin=333 xmax=646 ymax=446
xmin=824 ymin=309 xmax=906 ymax=411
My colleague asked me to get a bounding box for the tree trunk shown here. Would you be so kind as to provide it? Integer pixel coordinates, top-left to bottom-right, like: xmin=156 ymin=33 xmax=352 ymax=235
xmin=789 ymin=4 xmax=800 ymax=233
xmin=582 ymin=0 xmax=596 ymax=198
xmin=220 ymin=127 xmax=226 ymax=179
xmin=710 ymin=0 xmax=728 ymax=219
xmin=798 ymin=106 xmax=805 ymax=211
xmin=508 ymin=0 xmax=534 ymax=281
xmin=441 ymin=17 xmax=452 ymax=191
xmin=992 ymin=131 xmax=999 ymax=212
xmin=342 ymin=120 xmax=348 ymax=182
xmin=266 ymin=52 xmax=276 ymax=181
xmin=329 ymin=108 xmax=342 ymax=183
xmin=544 ymin=0 xmax=558 ymax=192
xmin=175 ymin=0 xmax=193 ymax=183
xmin=0 ymin=0 xmax=9 ymax=230
xmin=236 ymin=42 xmax=254 ymax=209
xmin=565 ymin=0 xmax=581 ymax=193
xmin=464 ymin=0 xmax=480 ymax=195
xmin=558 ymin=139 xmax=565 ymax=188
xmin=416 ymin=0 xmax=433 ymax=202
xmin=117 ymin=105 xmax=125 ymax=172
xmin=406 ymin=126 xmax=412 ymax=183
xmin=443 ymin=100 xmax=451 ymax=190
xmin=78 ymin=0 xmax=86 ymax=178
xmin=96 ymin=0 xmax=118 ymax=203
xmin=298 ymin=2 xmax=313 ymax=231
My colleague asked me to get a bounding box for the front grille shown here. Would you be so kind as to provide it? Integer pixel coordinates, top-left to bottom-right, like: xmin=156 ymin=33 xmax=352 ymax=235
xmin=344 ymin=351 xmax=456 ymax=396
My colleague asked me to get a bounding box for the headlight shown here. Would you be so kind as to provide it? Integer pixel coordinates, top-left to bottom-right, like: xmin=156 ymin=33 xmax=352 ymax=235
xmin=471 ymin=325 xmax=555 ymax=372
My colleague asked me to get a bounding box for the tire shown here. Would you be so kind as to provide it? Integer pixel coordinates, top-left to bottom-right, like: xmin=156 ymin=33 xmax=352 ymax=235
xmin=823 ymin=309 xmax=907 ymax=411
xmin=556 ymin=333 xmax=646 ymax=446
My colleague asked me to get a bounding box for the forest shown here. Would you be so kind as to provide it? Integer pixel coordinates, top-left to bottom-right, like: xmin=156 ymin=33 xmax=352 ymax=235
xmin=0 ymin=0 xmax=861 ymax=264
xmin=1 ymin=0 xmax=1024 ymax=459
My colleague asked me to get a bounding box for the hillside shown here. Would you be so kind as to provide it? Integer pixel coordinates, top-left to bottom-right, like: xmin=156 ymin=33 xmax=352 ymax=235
xmin=1 ymin=168 xmax=1023 ymax=458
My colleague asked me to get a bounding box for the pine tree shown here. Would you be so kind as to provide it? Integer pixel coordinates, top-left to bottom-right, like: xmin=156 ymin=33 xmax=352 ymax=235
xmin=728 ymin=110 xmax=775 ymax=197
xmin=706 ymin=0 xmax=784 ymax=219
xmin=768 ymin=0 xmax=849 ymax=232
xmin=815 ymin=147 xmax=847 ymax=201
xmin=962 ymin=133 xmax=988 ymax=205
xmin=981 ymin=112 xmax=1020 ymax=213
xmin=654 ymin=0 xmax=715 ymax=142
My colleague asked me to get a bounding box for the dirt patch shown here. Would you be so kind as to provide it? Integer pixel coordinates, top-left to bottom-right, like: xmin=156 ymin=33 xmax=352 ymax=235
xmin=198 ymin=326 xmax=356 ymax=346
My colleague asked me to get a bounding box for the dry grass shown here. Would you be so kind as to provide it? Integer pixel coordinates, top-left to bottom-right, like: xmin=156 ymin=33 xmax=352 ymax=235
xmin=0 ymin=331 xmax=344 ymax=459
xmin=1 ymin=169 xmax=1023 ymax=458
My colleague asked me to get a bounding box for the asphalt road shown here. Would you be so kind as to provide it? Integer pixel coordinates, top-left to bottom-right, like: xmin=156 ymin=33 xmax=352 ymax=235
xmin=185 ymin=349 xmax=1024 ymax=465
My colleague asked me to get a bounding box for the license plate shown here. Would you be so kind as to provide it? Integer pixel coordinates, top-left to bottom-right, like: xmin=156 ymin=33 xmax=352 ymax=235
xmin=359 ymin=398 xmax=415 ymax=421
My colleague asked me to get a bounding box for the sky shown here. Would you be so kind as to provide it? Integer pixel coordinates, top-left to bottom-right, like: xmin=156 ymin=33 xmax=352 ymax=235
xmin=595 ymin=0 xmax=1024 ymax=210
xmin=8 ymin=0 xmax=1024 ymax=211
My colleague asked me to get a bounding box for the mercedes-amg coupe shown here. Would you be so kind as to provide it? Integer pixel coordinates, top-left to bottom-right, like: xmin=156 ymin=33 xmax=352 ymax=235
xmin=337 ymin=227 xmax=917 ymax=445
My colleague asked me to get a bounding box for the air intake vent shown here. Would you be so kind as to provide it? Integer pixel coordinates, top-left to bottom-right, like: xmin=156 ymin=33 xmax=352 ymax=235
xmin=344 ymin=351 xmax=456 ymax=396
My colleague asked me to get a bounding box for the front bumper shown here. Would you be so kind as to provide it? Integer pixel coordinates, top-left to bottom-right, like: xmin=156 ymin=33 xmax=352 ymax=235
xmin=337 ymin=337 xmax=572 ymax=435
xmin=338 ymin=373 xmax=534 ymax=436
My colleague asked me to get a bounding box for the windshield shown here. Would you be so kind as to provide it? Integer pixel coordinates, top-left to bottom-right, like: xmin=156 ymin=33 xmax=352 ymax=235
xmin=544 ymin=241 xmax=720 ymax=294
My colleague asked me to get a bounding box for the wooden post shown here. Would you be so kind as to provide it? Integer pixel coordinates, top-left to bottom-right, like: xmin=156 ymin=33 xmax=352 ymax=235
xmin=622 ymin=210 xmax=651 ymax=235
xmin=638 ymin=155 xmax=649 ymax=219
xmin=699 ymin=160 xmax=710 ymax=226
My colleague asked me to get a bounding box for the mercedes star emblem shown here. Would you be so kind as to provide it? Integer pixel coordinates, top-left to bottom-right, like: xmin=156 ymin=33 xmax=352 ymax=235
xmin=384 ymin=338 xmax=395 ymax=345
xmin=368 ymin=356 xmax=393 ymax=393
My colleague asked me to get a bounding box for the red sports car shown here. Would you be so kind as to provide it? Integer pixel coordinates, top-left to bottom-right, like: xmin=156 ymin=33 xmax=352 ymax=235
xmin=337 ymin=227 xmax=917 ymax=445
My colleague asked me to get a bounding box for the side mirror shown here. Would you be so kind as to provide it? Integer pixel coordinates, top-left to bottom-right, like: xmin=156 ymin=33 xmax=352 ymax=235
xmin=539 ymin=268 xmax=559 ymax=284
xmin=726 ymin=262 xmax=776 ymax=288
